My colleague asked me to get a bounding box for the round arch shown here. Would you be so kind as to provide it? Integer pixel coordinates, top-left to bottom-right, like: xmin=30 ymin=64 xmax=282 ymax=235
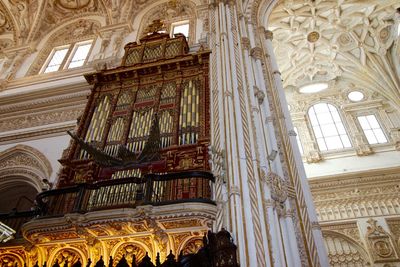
xmin=26 ymin=17 xmax=104 ymax=75
xmin=48 ymin=247 xmax=87 ymax=267
xmin=131 ymin=0 xmax=200 ymax=43
xmin=0 ymin=145 xmax=52 ymax=212
xmin=177 ymin=236 xmax=204 ymax=255
xmin=111 ymin=241 xmax=151 ymax=264
xmin=0 ymin=252 xmax=25 ymax=267
xmin=322 ymin=230 xmax=371 ymax=266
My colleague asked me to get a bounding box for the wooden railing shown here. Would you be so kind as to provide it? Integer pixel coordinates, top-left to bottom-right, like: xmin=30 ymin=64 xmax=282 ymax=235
xmin=37 ymin=171 xmax=214 ymax=217
xmin=0 ymin=210 xmax=36 ymax=238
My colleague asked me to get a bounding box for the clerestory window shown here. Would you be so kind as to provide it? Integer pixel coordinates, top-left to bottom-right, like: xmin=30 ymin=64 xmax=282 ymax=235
xmin=357 ymin=115 xmax=388 ymax=144
xmin=171 ymin=21 xmax=190 ymax=39
xmin=42 ymin=40 xmax=93 ymax=73
xmin=308 ymin=103 xmax=352 ymax=151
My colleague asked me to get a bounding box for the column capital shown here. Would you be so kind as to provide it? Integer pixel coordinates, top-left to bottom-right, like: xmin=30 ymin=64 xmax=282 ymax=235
xmin=241 ymin=37 xmax=250 ymax=50
xmin=265 ymin=30 xmax=273 ymax=40
xmin=250 ymin=47 xmax=263 ymax=60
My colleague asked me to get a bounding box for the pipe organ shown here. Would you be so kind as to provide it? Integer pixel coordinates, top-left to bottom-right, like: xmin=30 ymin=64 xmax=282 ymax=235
xmin=58 ymin=32 xmax=211 ymax=186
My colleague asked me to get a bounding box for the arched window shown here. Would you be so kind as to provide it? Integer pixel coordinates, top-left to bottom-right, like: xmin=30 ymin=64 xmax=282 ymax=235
xmin=41 ymin=40 xmax=93 ymax=73
xmin=139 ymin=1 xmax=196 ymax=44
xmin=308 ymin=103 xmax=351 ymax=151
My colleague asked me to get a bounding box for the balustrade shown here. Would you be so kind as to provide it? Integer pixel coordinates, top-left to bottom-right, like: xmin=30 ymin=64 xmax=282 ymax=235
xmin=37 ymin=171 xmax=214 ymax=217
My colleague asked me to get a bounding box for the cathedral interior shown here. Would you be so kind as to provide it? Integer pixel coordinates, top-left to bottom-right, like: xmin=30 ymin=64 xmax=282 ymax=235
xmin=0 ymin=0 xmax=399 ymax=266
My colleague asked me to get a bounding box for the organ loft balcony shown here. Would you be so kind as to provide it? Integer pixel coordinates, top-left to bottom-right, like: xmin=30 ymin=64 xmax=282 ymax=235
xmin=1 ymin=25 xmax=216 ymax=257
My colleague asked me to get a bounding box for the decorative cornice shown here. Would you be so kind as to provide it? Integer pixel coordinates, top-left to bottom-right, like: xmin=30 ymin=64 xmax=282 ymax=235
xmin=309 ymin=166 xmax=400 ymax=191
xmin=0 ymin=123 xmax=75 ymax=145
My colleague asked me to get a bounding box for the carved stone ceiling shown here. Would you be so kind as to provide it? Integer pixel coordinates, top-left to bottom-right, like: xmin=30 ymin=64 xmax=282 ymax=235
xmin=268 ymin=0 xmax=400 ymax=106
xmin=0 ymin=0 xmax=153 ymax=52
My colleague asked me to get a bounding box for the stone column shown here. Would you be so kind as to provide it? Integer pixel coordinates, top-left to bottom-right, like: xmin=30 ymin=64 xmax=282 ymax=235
xmin=258 ymin=27 xmax=330 ymax=267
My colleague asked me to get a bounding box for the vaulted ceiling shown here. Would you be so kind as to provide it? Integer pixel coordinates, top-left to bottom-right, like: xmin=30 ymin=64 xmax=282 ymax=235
xmin=0 ymin=0 xmax=165 ymax=52
xmin=268 ymin=0 xmax=400 ymax=106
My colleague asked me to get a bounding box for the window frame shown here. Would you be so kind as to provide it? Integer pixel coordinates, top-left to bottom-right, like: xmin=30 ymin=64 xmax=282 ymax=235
xmin=40 ymin=39 xmax=93 ymax=74
xmin=40 ymin=44 xmax=70 ymax=74
xmin=64 ymin=40 xmax=94 ymax=70
xmin=170 ymin=20 xmax=190 ymax=39
xmin=356 ymin=114 xmax=388 ymax=145
xmin=307 ymin=102 xmax=352 ymax=152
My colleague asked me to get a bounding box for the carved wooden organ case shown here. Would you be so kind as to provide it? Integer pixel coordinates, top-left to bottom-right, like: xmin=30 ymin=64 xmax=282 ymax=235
xmin=58 ymin=33 xmax=211 ymax=187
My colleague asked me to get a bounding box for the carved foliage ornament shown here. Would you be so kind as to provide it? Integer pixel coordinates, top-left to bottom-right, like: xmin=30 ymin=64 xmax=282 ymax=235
xmin=114 ymin=243 xmax=146 ymax=264
xmin=0 ymin=254 xmax=23 ymax=267
xmin=52 ymin=249 xmax=81 ymax=266
xmin=181 ymin=238 xmax=203 ymax=255
xmin=265 ymin=171 xmax=288 ymax=203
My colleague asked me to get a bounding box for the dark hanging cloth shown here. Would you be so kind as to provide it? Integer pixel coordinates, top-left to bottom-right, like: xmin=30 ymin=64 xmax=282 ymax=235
xmin=137 ymin=252 xmax=155 ymax=267
xmin=94 ymin=256 xmax=104 ymax=267
xmin=115 ymin=255 xmax=129 ymax=267
xmin=52 ymin=260 xmax=60 ymax=267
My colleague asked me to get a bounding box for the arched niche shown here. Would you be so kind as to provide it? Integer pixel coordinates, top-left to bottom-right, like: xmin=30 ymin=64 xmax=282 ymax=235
xmin=26 ymin=17 xmax=103 ymax=76
xmin=49 ymin=247 xmax=87 ymax=267
xmin=322 ymin=230 xmax=371 ymax=266
xmin=179 ymin=237 xmax=203 ymax=255
xmin=111 ymin=242 xmax=149 ymax=265
xmin=135 ymin=0 xmax=198 ymax=44
xmin=0 ymin=145 xmax=52 ymax=212
xmin=0 ymin=253 xmax=24 ymax=267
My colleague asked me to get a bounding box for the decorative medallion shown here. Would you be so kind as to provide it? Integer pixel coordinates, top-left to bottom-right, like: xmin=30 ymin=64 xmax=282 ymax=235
xmin=365 ymin=219 xmax=399 ymax=263
xmin=379 ymin=26 xmax=390 ymax=43
xmin=307 ymin=31 xmax=320 ymax=43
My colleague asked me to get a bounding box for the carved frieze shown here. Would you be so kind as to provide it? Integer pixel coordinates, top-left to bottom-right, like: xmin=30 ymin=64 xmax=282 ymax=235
xmin=0 ymin=108 xmax=84 ymax=132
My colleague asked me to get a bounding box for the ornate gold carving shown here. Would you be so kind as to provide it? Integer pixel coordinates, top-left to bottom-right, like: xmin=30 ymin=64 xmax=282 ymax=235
xmin=160 ymin=219 xmax=201 ymax=229
xmin=0 ymin=254 xmax=23 ymax=267
xmin=181 ymin=238 xmax=203 ymax=255
xmin=52 ymin=249 xmax=82 ymax=266
xmin=113 ymin=243 xmax=146 ymax=264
